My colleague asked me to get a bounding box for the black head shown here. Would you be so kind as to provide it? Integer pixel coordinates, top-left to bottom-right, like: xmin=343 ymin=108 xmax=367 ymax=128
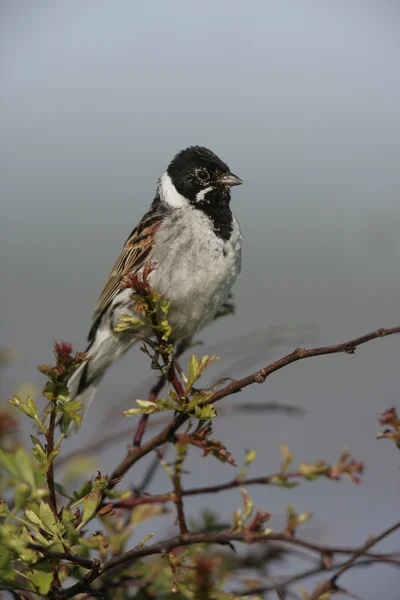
xmin=167 ymin=146 xmax=243 ymax=207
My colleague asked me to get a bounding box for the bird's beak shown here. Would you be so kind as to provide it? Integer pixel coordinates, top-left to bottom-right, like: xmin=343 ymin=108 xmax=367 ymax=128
xmin=217 ymin=173 xmax=244 ymax=187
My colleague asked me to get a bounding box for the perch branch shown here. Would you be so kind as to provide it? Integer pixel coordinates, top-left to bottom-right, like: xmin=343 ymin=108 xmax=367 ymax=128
xmin=108 ymin=327 xmax=399 ymax=488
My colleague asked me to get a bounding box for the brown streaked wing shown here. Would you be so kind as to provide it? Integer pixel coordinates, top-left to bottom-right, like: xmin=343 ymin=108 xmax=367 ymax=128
xmin=89 ymin=216 xmax=162 ymax=337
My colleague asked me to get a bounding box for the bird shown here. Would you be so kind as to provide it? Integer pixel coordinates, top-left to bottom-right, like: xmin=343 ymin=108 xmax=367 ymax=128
xmin=67 ymin=145 xmax=243 ymax=430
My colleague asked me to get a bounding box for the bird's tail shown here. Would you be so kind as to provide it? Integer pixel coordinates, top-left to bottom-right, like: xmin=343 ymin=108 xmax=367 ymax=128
xmin=64 ymin=360 xmax=101 ymax=435
xmin=38 ymin=322 xmax=135 ymax=436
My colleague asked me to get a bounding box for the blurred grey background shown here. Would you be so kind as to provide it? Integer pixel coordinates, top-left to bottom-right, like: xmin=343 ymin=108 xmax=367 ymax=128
xmin=1 ymin=1 xmax=399 ymax=597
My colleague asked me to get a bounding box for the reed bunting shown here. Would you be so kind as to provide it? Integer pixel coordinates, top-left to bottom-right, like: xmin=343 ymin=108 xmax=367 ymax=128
xmin=67 ymin=146 xmax=243 ymax=430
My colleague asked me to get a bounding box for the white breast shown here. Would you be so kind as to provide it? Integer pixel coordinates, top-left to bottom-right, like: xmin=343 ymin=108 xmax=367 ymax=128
xmin=149 ymin=206 xmax=242 ymax=340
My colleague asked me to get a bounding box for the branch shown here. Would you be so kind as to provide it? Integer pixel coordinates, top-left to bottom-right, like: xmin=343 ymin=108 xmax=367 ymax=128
xmin=204 ymin=327 xmax=400 ymax=406
xmin=232 ymin=556 xmax=400 ymax=597
xmin=108 ymin=327 xmax=399 ymax=489
xmin=45 ymin=404 xmax=58 ymax=517
xmin=112 ymin=471 xmax=313 ymax=508
xmin=28 ymin=545 xmax=94 ymax=569
xmin=53 ymin=527 xmax=400 ymax=599
xmin=309 ymin=520 xmax=400 ymax=600
xmin=172 ymin=445 xmax=189 ymax=535
xmin=133 ymin=446 xmax=166 ymax=496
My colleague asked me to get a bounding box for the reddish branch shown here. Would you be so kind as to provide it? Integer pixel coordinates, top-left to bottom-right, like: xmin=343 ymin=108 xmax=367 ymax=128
xmin=108 ymin=327 xmax=399 ymax=489
xmin=113 ymin=471 xmax=315 ymax=509
xmin=172 ymin=447 xmax=189 ymax=535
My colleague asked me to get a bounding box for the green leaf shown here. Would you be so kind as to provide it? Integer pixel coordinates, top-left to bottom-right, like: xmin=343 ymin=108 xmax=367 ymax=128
xmin=270 ymin=476 xmax=299 ymax=488
xmin=93 ymin=474 xmax=108 ymax=491
xmin=298 ymin=461 xmax=330 ymax=479
xmin=61 ymin=412 xmax=73 ymax=433
xmin=14 ymin=448 xmax=36 ymax=489
xmin=114 ymin=315 xmax=145 ymax=333
xmin=26 ymin=395 xmax=39 ymax=418
xmin=61 ymin=507 xmax=78 ymax=544
xmin=0 ymin=448 xmax=20 ymax=479
xmin=186 ymin=391 xmax=210 ymax=413
xmin=31 ymin=567 xmax=54 ymax=595
xmin=137 ymin=399 xmax=158 ymax=410
xmin=14 ymin=483 xmax=32 ymax=511
xmin=0 ymin=566 xmax=18 ymax=586
xmin=160 ymin=319 xmax=172 ymax=341
xmin=240 ymin=488 xmax=253 ymax=522
xmin=8 ymin=395 xmax=32 ymax=417
xmin=24 ymin=508 xmax=43 ymax=529
xmin=30 ymin=435 xmax=45 ymax=452
xmin=39 ymin=502 xmax=58 ymax=533
xmin=124 ymin=397 xmax=177 ymax=417
xmin=185 ymin=354 xmax=219 ymax=393
xmin=237 ymin=449 xmax=257 ymax=480
xmin=280 ymin=443 xmax=294 ymax=472
xmin=0 ymin=501 xmax=9 ymax=517
xmin=192 ymin=405 xmax=217 ymax=419
xmin=44 ymin=447 xmax=61 ymax=470
xmin=31 ymin=435 xmax=48 ymax=466
xmin=159 ymin=297 xmax=170 ymax=314
xmin=72 ymin=480 xmax=93 ymax=504
xmin=298 ymin=511 xmax=313 ymax=525
xmin=63 ymin=400 xmax=83 ymax=414
xmin=79 ymin=490 xmax=101 ymax=528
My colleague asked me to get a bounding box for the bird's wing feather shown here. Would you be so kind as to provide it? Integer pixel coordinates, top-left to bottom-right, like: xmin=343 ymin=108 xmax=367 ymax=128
xmin=88 ymin=204 xmax=164 ymax=341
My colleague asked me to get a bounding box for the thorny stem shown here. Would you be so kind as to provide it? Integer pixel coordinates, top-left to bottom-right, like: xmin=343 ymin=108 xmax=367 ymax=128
xmin=108 ymin=327 xmax=400 ymax=490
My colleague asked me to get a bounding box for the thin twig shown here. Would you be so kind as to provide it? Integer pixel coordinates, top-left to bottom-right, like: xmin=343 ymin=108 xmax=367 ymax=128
xmin=113 ymin=471 xmax=308 ymax=508
xmin=204 ymin=327 xmax=400 ymax=406
xmin=232 ymin=556 xmax=400 ymax=596
xmin=309 ymin=520 xmax=400 ymax=600
xmin=133 ymin=446 xmax=166 ymax=496
xmin=28 ymin=545 xmax=94 ymax=569
xmin=172 ymin=445 xmax=189 ymax=535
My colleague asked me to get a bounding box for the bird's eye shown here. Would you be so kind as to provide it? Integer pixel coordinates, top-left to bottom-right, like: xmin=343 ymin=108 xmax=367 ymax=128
xmin=196 ymin=168 xmax=210 ymax=183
